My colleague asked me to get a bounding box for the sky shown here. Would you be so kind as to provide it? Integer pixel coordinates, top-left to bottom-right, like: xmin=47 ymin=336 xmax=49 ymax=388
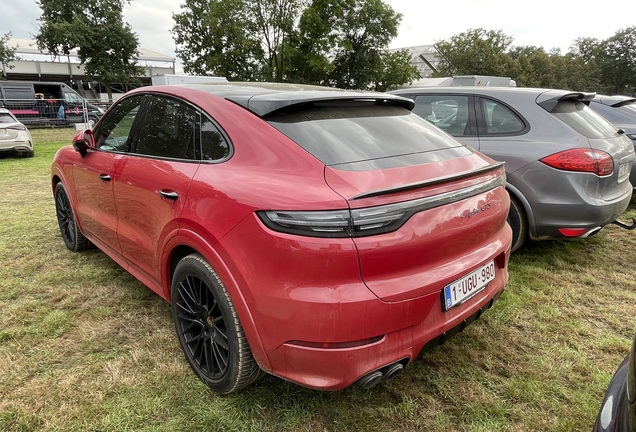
xmin=1 ymin=0 xmax=635 ymax=63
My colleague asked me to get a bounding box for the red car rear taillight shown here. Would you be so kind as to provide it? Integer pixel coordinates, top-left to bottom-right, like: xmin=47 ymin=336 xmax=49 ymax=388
xmin=540 ymin=148 xmax=613 ymax=176
xmin=258 ymin=174 xmax=506 ymax=238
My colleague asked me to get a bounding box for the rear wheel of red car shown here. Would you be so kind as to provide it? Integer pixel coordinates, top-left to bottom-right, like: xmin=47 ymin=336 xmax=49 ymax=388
xmin=54 ymin=182 xmax=91 ymax=252
xmin=171 ymin=254 xmax=264 ymax=394
xmin=507 ymin=194 xmax=528 ymax=253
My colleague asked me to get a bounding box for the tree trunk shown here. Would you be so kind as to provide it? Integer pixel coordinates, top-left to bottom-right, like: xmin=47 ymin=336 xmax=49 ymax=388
xmin=105 ymin=83 xmax=113 ymax=103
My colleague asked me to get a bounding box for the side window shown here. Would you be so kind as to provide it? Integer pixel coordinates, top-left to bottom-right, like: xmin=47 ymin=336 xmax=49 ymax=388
xmin=94 ymin=95 xmax=144 ymax=152
xmin=64 ymin=93 xmax=81 ymax=104
xmin=201 ymin=116 xmax=230 ymax=161
xmin=482 ymin=99 xmax=525 ymax=135
xmin=413 ymin=95 xmax=470 ymax=136
xmin=134 ymin=96 xmax=197 ymax=160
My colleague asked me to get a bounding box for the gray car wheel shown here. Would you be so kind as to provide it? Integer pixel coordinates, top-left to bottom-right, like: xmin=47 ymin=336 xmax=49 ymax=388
xmin=507 ymin=194 xmax=528 ymax=253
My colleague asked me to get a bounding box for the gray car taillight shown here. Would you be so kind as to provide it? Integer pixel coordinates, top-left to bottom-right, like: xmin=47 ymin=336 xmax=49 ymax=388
xmin=258 ymin=174 xmax=506 ymax=238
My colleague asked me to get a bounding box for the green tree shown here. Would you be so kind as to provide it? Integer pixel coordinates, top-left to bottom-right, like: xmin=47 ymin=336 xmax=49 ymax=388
xmin=0 ymin=32 xmax=18 ymax=79
xmin=35 ymin=0 xmax=143 ymax=100
xmin=433 ymin=28 xmax=515 ymax=77
xmin=284 ymin=0 xmax=342 ymax=85
xmin=171 ymin=0 xmax=417 ymax=90
xmin=173 ymin=0 xmax=262 ymax=80
xmin=328 ymin=0 xmax=418 ymax=90
xmin=598 ymin=26 xmax=636 ymax=94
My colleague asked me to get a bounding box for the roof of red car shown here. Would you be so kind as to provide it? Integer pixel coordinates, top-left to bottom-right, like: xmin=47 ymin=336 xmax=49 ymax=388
xmin=142 ymin=82 xmax=415 ymax=116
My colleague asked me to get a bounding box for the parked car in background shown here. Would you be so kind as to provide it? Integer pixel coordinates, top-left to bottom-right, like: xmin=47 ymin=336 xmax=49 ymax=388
xmin=0 ymin=80 xmax=104 ymax=127
xmin=0 ymin=107 xmax=34 ymax=158
xmin=588 ymin=95 xmax=636 ymax=190
xmin=593 ymin=331 xmax=636 ymax=432
xmin=52 ymin=83 xmax=512 ymax=393
xmin=389 ymin=87 xmax=635 ymax=252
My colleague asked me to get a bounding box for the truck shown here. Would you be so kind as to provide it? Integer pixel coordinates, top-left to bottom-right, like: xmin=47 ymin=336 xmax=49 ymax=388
xmin=0 ymin=81 xmax=104 ymax=127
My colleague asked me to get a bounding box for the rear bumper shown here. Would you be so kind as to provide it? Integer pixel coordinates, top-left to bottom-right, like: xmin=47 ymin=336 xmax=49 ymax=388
xmin=510 ymin=164 xmax=633 ymax=240
xmin=264 ymin=284 xmax=506 ymax=390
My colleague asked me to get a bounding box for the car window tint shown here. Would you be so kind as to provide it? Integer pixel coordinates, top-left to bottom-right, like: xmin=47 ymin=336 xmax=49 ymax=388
xmin=482 ymin=99 xmax=524 ymax=135
xmin=413 ymin=95 xmax=470 ymax=136
xmin=134 ymin=96 xmax=197 ymax=160
xmin=590 ymin=101 xmax=636 ymax=125
xmin=94 ymin=96 xmax=144 ymax=152
xmin=552 ymin=101 xmax=617 ymax=139
xmin=0 ymin=113 xmax=16 ymax=124
xmin=201 ymin=116 xmax=230 ymax=161
xmin=266 ymin=102 xmax=466 ymax=167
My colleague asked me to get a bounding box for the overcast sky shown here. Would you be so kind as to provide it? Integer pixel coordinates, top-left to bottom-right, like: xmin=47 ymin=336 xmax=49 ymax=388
xmin=1 ymin=0 xmax=635 ymax=62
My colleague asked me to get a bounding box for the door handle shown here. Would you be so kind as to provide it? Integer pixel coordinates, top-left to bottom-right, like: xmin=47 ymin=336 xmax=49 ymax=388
xmin=99 ymin=174 xmax=111 ymax=181
xmin=159 ymin=190 xmax=179 ymax=201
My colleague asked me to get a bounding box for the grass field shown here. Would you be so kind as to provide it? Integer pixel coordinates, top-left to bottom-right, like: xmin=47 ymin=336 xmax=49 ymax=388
xmin=1 ymin=128 xmax=635 ymax=432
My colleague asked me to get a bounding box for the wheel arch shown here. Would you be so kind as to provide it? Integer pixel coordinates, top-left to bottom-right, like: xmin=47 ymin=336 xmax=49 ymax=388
xmin=505 ymin=182 xmax=537 ymax=239
xmin=162 ymin=232 xmax=272 ymax=372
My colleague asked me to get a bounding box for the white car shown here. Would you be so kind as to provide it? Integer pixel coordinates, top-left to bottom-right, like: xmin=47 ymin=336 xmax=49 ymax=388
xmin=0 ymin=108 xmax=34 ymax=157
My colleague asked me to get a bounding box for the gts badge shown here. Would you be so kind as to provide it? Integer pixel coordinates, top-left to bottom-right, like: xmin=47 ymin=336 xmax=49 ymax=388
xmin=461 ymin=203 xmax=492 ymax=219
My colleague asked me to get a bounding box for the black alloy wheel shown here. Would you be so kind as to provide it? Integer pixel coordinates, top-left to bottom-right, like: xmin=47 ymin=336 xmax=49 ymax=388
xmin=54 ymin=182 xmax=91 ymax=252
xmin=171 ymin=254 xmax=263 ymax=394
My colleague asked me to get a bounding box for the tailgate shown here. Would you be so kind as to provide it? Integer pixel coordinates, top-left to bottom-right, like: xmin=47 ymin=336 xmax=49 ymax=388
xmin=325 ymin=153 xmax=510 ymax=302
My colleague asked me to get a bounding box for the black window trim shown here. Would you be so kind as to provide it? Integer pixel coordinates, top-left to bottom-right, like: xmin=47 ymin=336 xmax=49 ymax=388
xmin=93 ymin=92 xmax=234 ymax=164
xmin=475 ymin=96 xmax=530 ymax=137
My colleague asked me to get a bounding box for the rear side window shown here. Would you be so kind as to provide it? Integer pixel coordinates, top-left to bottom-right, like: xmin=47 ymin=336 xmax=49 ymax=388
xmin=552 ymin=101 xmax=618 ymax=139
xmin=266 ymin=103 xmax=466 ymax=167
xmin=481 ymin=99 xmax=525 ymax=135
xmin=201 ymin=116 xmax=230 ymax=161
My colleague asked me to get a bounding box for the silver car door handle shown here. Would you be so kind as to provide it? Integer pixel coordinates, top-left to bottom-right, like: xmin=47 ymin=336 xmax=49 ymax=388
xmin=99 ymin=174 xmax=111 ymax=181
xmin=159 ymin=190 xmax=179 ymax=200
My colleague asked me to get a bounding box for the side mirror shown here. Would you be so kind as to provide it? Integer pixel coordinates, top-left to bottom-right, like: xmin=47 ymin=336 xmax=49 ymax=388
xmin=72 ymin=129 xmax=95 ymax=157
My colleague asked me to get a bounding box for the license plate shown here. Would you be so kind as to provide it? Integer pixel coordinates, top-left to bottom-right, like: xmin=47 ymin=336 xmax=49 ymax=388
xmin=443 ymin=261 xmax=495 ymax=311
xmin=619 ymin=162 xmax=629 ymax=178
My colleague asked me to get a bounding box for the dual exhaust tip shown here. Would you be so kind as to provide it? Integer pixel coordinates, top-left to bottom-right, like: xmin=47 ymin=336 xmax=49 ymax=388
xmin=357 ymin=362 xmax=405 ymax=389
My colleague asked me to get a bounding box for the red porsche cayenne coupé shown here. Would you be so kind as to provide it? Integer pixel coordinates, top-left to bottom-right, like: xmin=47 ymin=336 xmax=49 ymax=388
xmin=51 ymin=83 xmax=512 ymax=393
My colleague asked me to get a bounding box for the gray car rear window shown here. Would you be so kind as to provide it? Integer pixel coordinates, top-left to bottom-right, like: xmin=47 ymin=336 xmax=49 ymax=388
xmin=265 ymin=103 xmax=466 ymax=166
xmin=552 ymin=101 xmax=618 ymax=139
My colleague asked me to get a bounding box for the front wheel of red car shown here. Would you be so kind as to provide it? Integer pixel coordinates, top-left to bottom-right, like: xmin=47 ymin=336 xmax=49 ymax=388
xmin=54 ymin=182 xmax=91 ymax=252
xmin=171 ymin=254 xmax=264 ymax=394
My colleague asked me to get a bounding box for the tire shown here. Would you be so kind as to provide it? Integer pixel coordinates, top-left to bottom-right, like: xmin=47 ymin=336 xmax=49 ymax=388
xmin=21 ymin=150 xmax=34 ymax=158
xmin=507 ymin=194 xmax=528 ymax=253
xmin=54 ymin=182 xmax=92 ymax=252
xmin=171 ymin=254 xmax=264 ymax=394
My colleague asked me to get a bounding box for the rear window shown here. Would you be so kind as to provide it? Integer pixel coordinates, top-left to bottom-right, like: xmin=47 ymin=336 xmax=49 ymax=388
xmin=265 ymin=102 xmax=467 ymax=167
xmin=0 ymin=113 xmax=16 ymax=124
xmin=590 ymin=101 xmax=636 ymax=125
xmin=552 ymin=101 xmax=618 ymax=139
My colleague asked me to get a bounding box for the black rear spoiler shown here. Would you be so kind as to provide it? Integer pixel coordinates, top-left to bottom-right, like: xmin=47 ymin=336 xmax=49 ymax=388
xmin=536 ymin=91 xmax=596 ymax=112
